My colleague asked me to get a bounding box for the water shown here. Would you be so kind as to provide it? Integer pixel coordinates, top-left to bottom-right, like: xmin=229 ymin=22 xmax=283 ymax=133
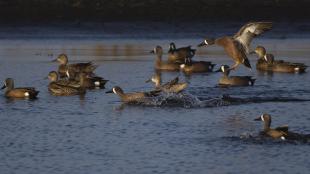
xmin=0 ymin=27 xmax=310 ymax=174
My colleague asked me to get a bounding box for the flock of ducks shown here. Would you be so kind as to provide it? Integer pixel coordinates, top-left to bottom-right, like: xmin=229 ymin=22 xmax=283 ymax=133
xmin=1 ymin=21 xmax=309 ymax=141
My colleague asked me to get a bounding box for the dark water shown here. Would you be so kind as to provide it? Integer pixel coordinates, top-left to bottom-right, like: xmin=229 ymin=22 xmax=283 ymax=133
xmin=1 ymin=34 xmax=310 ymax=173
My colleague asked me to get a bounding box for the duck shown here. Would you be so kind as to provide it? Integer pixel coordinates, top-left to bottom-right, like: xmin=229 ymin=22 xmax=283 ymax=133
xmin=198 ymin=22 xmax=273 ymax=70
xmin=168 ymin=42 xmax=196 ymax=63
xmin=146 ymin=73 xmax=187 ymax=93
xmin=78 ymin=73 xmax=108 ymax=89
xmin=48 ymin=72 xmax=86 ymax=96
xmin=180 ymin=57 xmax=216 ymax=73
xmin=47 ymin=71 xmax=80 ymax=88
xmin=216 ymin=65 xmax=255 ymax=86
xmin=1 ymin=78 xmax=39 ymax=99
xmin=254 ymin=113 xmax=310 ymax=141
xmin=106 ymin=86 xmax=161 ymax=103
xmin=252 ymin=46 xmax=307 ymax=73
xmin=52 ymin=54 xmax=97 ymax=78
xmin=150 ymin=46 xmax=180 ymax=71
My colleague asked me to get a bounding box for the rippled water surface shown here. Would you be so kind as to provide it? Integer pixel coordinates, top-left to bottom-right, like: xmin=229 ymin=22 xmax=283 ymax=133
xmin=1 ymin=31 xmax=310 ymax=174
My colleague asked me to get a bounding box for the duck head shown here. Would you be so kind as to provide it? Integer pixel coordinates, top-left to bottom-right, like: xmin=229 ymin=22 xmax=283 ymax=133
xmin=106 ymin=86 xmax=124 ymax=95
xmin=52 ymin=54 xmax=68 ymax=65
xmin=215 ymin=65 xmax=231 ymax=75
xmin=252 ymin=46 xmax=266 ymax=59
xmin=146 ymin=74 xmax=161 ymax=87
xmin=169 ymin=42 xmax=176 ymax=52
xmin=47 ymin=71 xmax=59 ymax=82
xmin=198 ymin=38 xmax=215 ymax=47
xmin=1 ymin=78 xmax=14 ymax=90
xmin=150 ymin=46 xmax=163 ymax=55
xmin=254 ymin=113 xmax=272 ymax=130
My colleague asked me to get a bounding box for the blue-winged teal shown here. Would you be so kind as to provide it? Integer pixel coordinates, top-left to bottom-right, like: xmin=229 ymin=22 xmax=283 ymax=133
xmin=198 ymin=22 xmax=273 ymax=70
xmin=52 ymin=54 xmax=97 ymax=78
xmin=1 ymin=78 xmax=39 ymax=99
xmin=146 ymin=73 xmax=187 ymax=93
xmin=48 ymin=71 xmax=80 ymax=88
xmin=48 ymin=72 xmax=86 ymax=96
xmin=180 ymin=58 xmax=215 ymax=73
xmin=78 ymin=73 xmax=108 ymax=89
xmin=216 ymin=65 xmax=255 ymax=86
xmin=151 ymin=46 xmax=180 ymax=71
xmin=253 ymin=46 xmax=307 ymax=73
xmin=168 ymin=42 xmax=196 ymax=63
xmin=254 ymin=114 xmax=310 ymax=141
xmin=106 ymin=86 xmax=161 ymax=103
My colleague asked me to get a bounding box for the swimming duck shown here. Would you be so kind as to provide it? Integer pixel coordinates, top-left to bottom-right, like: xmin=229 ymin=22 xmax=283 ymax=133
xmin=1 ymin=78 xmax=39 ymax=99
xmin=254 ymin=113 xmax=310 ymax=141
xmin=48 ymin=71 xmax=80 ymax=88
xmin=198 ymin=22 xmax=273 ymax=70
xmin=52 ymin=54 xmax=97 ymax=78
xmin=180 ymin=57 xmax=215 ymax=73
xmin=146 ymin=73 xmax=187 ymax=93
xmin=106 ymin=86 xmax=161 ymax=103
xmin=48 ymin=72 xmax=86 ymax=96
xmin=150 ymin=46 xmax=180 ymax=71
xmin=168 ymin=42 xmax=196 ymax=63
xmin=78 ymin=73 xmax=108 ymax=89
xmin=216 ymin=65 xmax=255 ymax=86
xmin=253 ymin=46 xmax=307 ymax=73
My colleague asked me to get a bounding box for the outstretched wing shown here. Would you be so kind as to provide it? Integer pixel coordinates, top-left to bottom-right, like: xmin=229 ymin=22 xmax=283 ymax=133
xmin=234 ymin=22 xmax=273 ymax=53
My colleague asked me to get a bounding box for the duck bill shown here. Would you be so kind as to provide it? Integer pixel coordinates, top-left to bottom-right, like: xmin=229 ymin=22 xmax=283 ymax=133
xmin=150 ymin=50 xmax=155 ymax=54
xmin=105 ymin=89 xmax=113 ymax=93
xmin=1 ymin=84 xmax=6 ymax=90
xmin=254 ymin=116 xmax=262 ymax=121
xmin=145 ymin=79 xmax=151 ymax=83
xmin=197 ymin=42 xmax=207 ymax=47
xmin=51 ymin=59 xmax=58 ymax=62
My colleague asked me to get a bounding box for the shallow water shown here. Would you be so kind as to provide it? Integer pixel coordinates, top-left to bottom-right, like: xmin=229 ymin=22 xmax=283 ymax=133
xmin=0 ymin=32 xmax=310 ymax=174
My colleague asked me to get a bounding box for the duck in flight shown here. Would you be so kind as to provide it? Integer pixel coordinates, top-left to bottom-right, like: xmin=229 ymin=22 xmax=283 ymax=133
xmin=198 ymin=22 xmax=273 ymax=70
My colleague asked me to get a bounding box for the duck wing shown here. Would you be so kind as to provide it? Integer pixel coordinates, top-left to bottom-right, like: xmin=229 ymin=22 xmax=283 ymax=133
xmin=275 ymin=125 xmax=289 ymax=133
xmin=234 ymin=22 xmax=273 ymax=53
xmin=162 ymin=77 xmax=179 ymax=88
xmin=145 ymin=89 xmax=162 ymax=97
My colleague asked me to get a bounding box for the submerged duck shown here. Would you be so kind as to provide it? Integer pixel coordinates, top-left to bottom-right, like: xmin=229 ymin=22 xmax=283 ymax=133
xmin=180 ymin=58 xmax=215 ymax=73
xmin=1 ymin=78 xmax=39 ymax=99
xmin=48 ymin=72 xmax=86 ymax=96
xmin=106 ymin=86 xmax=161 ymax=103
xmin=216 ymin=65 xmax=255 ymax=86
xmin=151 ymin=46 xmax=180 ymax=71
xmin=168 ymin=42 xmax=196 ymax=63
xmin=254 ymin=113 xmax=310 ymax=141
xmin=146 ymin=73 xmax=187 ymax=93
xmin=52 ymin=54 xmax=97 ymax=78
xmin=253 ymin=46 xmax=307 ymax=73
xmin=198 ymin=22 xmax=273 ymax=70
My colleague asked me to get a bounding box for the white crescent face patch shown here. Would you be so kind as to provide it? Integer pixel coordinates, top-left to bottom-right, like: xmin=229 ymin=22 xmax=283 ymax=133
xmin=112 ymin=88 xmax=117 ymax=94
xmin=221 ymin=66 xmax=225 ymax=72
xmin=204 ymin=40 xmax=208 ymax=45
xmin=261 ymin=114 xmax=264 ymax=121
xmin=66 ymin=70 xmax=70 ymax=78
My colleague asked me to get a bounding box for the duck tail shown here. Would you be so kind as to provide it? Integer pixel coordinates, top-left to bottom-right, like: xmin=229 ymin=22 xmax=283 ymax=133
xmin=250 ymin=78 xmax=256 ymax=86
xmin=243 ymin=58 xmax=252 ymax=69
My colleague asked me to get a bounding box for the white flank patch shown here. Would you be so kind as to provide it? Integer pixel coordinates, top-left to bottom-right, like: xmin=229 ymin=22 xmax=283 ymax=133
xmin=95 ymin=81 xmax=100 ymax=86
xmin=280 ymin=136 xmax=286 ymax=140
xmin=294 ymin=67 xmax=300 ymax=71
xmin=261 ymin=114 xmax=264 ymax=121
xmin=180 ymin=64 xmax=185 ymax=68
xmin=204 ymin=40 xmax=208 ymax=45
xmin=24 ymin=92 xmax=29 ymax=97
